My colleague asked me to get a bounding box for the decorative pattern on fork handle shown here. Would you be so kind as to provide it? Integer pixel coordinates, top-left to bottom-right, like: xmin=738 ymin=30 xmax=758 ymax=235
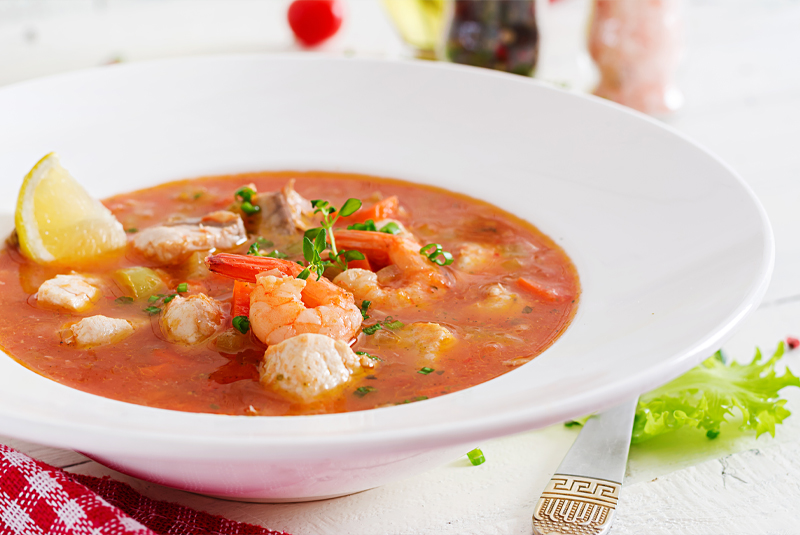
xmin=532 ymin=474 xmax=620 ymax=535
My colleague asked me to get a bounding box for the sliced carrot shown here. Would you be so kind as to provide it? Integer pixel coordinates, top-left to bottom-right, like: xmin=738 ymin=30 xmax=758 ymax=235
xmin=517 ymin=277 xmax=564 ymax=302
xmin=231 ymin=280 xmax=253 ymax=318
xmin=347 ymin=196 xmax=399 ymax=224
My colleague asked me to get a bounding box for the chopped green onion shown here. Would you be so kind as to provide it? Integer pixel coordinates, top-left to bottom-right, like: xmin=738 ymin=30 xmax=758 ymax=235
xmin=125 ymin=228 xmax=138 ymax=233
xmin=240 ymin=201 xmax=260 ymax=215
xmin=356 ymin=351 xmax=382 ymax=361
xmin=234 ymin=186 xmax=256 ymax=203
xmin=467 ymin=448 xmax=486 ymax=466
xmin=193 ymin=191 xmax=203 ymax=200
xmin=114 ymin=296 xmax=134 ymax=305
xmin=420 ymin=243 xmax=454 ymax=266
xmin=147 ymin=295 xmax=159 ymax=303
xmin=360 ymin=300 xmax=371 ymax=320
xmin=522 ymin=306 xmax=533 ymax=314
xmin=354 ymin=386 xmax=376 ymax=397
xmin=232 ymin=315 xmax=250 ymax=334
xmin=382 ymin=317 xmax=404 ymax=330
xmin=362 ymin=324 xmax=382 ymax=335
xmin=418 ymin=367 xmax=434 ymax=375
xmin=379 ymin=222 xmax=401 ymax=235
xmin=143 ymin=306 xmax=161 ymax=315
xmin=176 ymin=283 xmax=188 ymax=293
xmin=163 ymin=294 xmax=177 ymax=304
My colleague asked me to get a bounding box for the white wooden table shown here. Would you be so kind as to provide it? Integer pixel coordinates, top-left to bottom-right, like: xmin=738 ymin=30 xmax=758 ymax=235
xmin=2 ymin=1 xmax=800 ymax=533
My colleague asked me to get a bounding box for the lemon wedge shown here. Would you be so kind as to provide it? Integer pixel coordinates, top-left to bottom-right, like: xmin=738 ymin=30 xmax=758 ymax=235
xmin=15 ymin=153 xmax=127 ymax=265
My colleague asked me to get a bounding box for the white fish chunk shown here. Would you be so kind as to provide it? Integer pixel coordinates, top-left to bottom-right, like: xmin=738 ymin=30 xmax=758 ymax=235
xmin=132 ymin=210 xmax=246 ymax=265
xmin=61 ymin=315 xmax=135 ymax=348
xmin=160 ymin=294 xmax=224 ymax=345
xmin=37 ymin=274 xmax=102 ymax=313
xmin=260 ymin=333 xmax=374 ymax=402
xmin=373 ymin=322 xmax=456 ymax=363
xmin=454 ymin=242 xmax=498 ymax=273
xmin=476 ymin=283 xmax=519 ymax=310
xmin=252 ymin=179 xmax=316 ymax=236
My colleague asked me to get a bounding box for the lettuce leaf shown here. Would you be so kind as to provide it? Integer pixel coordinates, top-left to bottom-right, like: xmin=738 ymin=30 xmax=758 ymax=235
xmin=632 ymin=342 xmax=800 ymax=443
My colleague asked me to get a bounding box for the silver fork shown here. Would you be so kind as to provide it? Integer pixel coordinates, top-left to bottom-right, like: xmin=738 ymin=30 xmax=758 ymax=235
xmin=532 ymin=399 xmax=638 ymax=535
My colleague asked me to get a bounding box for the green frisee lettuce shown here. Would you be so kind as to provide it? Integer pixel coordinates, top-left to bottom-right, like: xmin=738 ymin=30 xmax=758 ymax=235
xmin=632 ymin=342 xmax=800 ymax=443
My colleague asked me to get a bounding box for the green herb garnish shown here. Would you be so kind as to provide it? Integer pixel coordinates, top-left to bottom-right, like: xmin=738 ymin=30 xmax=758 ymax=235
xmin=162 ymin=294 xmax=176 ymax=304
xmin=362 ymin=324 xmax=382 ymax=335
xmin=419 ymin=243 xmax=454 ymax=266
xmin=143 ymin=306 xmax=161 ymax=315
xmin=382 ymin=317 xmax=404 ymax=330
xmin=347 ymin=219 xmax=377 ymax=232
xmin=345 ymin=219 xmax=401 ymax=235
xmin=360 ymin=300 xmax=371 ymax=320
xmin=234 ymin=186 xmax=256 ymax=202
xmin=354 ymin=386 xmax=376 ymax=397
xmin=363 ymin=316 xmax=404 ymax=335
xmin=176 ymin=283 xmax=188 ymax=293
xmin=356 ymin=351 xmax=382 ymax=361
xmin=301 ymin=197 xmax=365 ymax=276
xmin=265 ymin=250 xmax=288 ymax=259
xmin=232 ymin=315 xmax=250 ymax=334
xmin=125 ymin=228 xmax=138 ymax=233
xmin=115 ymin=296 xmax=134 ymax=305
xmin=379 ymin=221 xmax=401 ymax=235
xmin=240 ymin=201 xmax=260 ymax=215
xmin=235 ymin=187 xmax=260 ymax=215
xmin=148 ymin=295 xmax=159 ymax=303
xmin=418 ymin=367 xmax=434 ymax=375
xmin=467 ymin=448 xmax=486 ymax=466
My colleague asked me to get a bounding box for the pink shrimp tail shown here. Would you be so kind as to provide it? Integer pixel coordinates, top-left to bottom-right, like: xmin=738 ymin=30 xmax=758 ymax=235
xmin=205 ymin=253 xmax=302 ymax=282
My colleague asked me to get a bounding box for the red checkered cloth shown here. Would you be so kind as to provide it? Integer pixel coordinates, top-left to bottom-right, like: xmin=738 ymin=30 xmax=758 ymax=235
xmin=0 ymin=443 xmax=290 ymax=535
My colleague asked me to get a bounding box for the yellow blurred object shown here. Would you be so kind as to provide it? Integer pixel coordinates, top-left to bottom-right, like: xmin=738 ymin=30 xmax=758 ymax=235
xmin=15 ymin=153 xmax=127 ymax=265
xmin=382 ymin=0 xmax=448 ymax=59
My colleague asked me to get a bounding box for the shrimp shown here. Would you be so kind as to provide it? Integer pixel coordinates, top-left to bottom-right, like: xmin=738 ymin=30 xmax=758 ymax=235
xmin=206 ymin=254 xmax=362 ymax=346
xmin=331 ymin=230 xmax=453 ymax=309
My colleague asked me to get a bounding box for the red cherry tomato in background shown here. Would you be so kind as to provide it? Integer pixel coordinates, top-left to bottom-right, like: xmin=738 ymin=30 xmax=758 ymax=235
xmin=287 ymin=0 xmax=344 ymax=47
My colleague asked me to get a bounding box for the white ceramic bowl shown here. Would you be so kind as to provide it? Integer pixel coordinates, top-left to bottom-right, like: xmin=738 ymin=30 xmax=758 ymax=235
xmin=0 ymin=56 xmax=772 ymax=501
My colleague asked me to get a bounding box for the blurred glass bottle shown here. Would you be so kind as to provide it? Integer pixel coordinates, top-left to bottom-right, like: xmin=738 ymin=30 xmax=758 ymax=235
xmin=445 ymin=0 xmax=539 ymax=76
xmin=382 ymin=0 xmax=449 ymax=60
xmin=588 ymin=0 xmax=684 ymax=115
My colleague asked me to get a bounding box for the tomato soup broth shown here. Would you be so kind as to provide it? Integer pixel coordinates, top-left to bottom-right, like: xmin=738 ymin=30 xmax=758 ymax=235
xmin=0 ymin=172 xmax=579 ymax=416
